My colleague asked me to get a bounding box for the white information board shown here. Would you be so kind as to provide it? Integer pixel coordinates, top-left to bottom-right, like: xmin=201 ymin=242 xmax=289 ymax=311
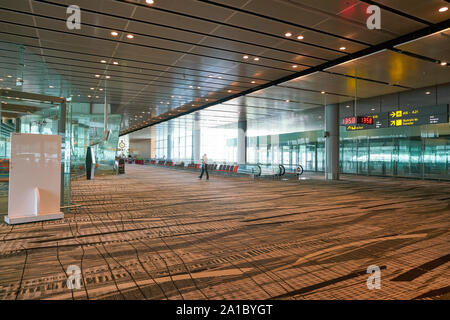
xmin=5 ymin=133 xmax=64 ymax=224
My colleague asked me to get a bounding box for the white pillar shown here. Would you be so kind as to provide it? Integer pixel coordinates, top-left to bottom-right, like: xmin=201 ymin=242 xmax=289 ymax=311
xmin=237 ymin=120 xmax=247 ymax=164
xmin=325 ymin=104 xmax=340 ymax=180
xmin=192 ymin=116 xmax=201 ymax=162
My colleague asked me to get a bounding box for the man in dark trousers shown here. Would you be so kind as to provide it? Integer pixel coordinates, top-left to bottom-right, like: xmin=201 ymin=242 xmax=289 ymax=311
xmin=199 ymin=153 xmax=209 ymax=180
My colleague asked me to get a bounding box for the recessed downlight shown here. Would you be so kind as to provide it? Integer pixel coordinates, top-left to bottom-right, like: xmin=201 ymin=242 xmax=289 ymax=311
xmin=438 ymin=6 xmax=448 ymax=12
xmin=339 ymin=47 xmax=346 ymax=51
xmin=126 ymin=34 xmax=134 ymax=39
xmin=111 ymin=31 xmax=119 ymax=37
xmin=284 ymin=32 xmax=292 ymax=37
xmin=297 ymin=35 xmax=304 ymax=40
xmin=254 ymin=57 xmax=260 ymax=61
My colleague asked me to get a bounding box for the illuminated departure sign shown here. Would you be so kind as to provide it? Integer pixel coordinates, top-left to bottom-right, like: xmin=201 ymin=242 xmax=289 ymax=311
xmin=342 ymin=104 xmax=448 ymax=131
xmin=341 ymin=116 xmax=373 ymax=126
xmin=388 ymin=104 xmax=448 ymax=127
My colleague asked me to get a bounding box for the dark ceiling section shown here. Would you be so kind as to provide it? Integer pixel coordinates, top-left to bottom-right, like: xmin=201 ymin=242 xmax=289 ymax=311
xmin=0 ymin=0 xmax=448 ymax=135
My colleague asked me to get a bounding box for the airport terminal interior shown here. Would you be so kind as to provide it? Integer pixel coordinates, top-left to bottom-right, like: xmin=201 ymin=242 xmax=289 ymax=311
xmin=0 ymin=0 xmax=449 ymax=300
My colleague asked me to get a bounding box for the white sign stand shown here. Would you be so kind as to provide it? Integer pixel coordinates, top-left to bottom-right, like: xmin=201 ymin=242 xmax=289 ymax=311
xmin=4 ymin=133 xmax=64 ymax=224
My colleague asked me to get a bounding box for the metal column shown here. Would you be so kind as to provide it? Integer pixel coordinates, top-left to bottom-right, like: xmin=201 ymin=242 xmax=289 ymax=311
xmin=237 ymin=120 xmax=247 ymax=164
xmin=325 ymin=104 xmax=340 ymax=180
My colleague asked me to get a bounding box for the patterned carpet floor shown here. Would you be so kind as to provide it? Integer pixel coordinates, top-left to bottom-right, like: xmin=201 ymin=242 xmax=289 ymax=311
xmin=0 ymin=165 xmax=448 ymax=300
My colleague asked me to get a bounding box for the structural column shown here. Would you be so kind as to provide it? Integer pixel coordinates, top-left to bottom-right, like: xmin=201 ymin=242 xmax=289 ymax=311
xmin=167 ymin=122 xmax=173 ymax=160
xmin=325 ymin=104 xmax=340 ymax=180
xmin=192 ymin=114 xmax=201 ymax=162
xmin=237 ymin=120 xmax=247 ymax=164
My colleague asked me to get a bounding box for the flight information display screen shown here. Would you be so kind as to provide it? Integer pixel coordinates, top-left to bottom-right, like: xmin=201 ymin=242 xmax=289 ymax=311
xmin=342 ymin=104 xmax=448 ymax=131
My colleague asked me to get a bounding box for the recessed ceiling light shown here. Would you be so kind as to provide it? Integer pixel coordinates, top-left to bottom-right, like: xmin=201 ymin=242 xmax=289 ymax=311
xmin=371 ymin=108 xmax=375 ymax=111
xmin=197 ymin=86 xmax=201 ymax=89
xmin=88 ymin=95 xmax=92 ymax=98
xmin=339 ymin=47 xmax=346 ymax=51
xmin=440 ymin=61 xmax=447 ymax=66
xmin=99 ymin=88 xmax=103 ymax=91
xmin=146 ymin=0 xmax=155 ymax=4
xmin=7 ymin=75 xmax=12 ymax=78
xmin=292 ymin=65 xmax=298 ymax=68
xmin=49 ymin=85 xmax=54 ymax=88
xmin=95 ymin=74 xmax=100 ymax=78
xmin=106 ymin=76 xmax=111 ymax=79
xmin=438 ymin=7 xmax=448 ymax=12
xmin=254 ymin=57 xmax=260 ymax=61
xmin=243 ymin=55 xmax=249 ymax=59
xmin=100 ymin=60 xmax=107 ymax=63
xmin=228 ymin=90 xmax=232 ymax=93
xmin=113 ymin=61 xmax=119 ymax=65
xmin=346 ymin=105 xmax=350 ymax=108
xmin=96 ymin=96 xmax=99 ymax=98
xmin=285 ymin=99 xmax=290 ymax=102
xmin=208 ymin=75 xmax=213 ymax=78
xmin=321 ymin=91 xmax=326 ymax=94
xmin=297 ymin=35 xmax=304 ymax=40
xmin=126 ymin=34 xmax=134 ymax=39
xmin=251 ymin=81 xmax=256 ymax=84
xmin=218 ymin=76 xmax=222 ymax=79
xmin=284 ymin=32 xmax=292 ymax=37
xmin=90 ymin=87 xmax=95 ymax=90
xmin=425 ymin=91 xmax=431 ymax=95
xmin=111 ymin=31 xmax=119 ymax=37
xmin=189 ymin=85 xmax=193 ymax=88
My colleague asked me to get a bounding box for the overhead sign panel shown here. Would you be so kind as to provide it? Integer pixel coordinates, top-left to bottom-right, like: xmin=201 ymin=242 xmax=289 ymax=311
xmin=342 ymin=104 xmax=448 ymax=131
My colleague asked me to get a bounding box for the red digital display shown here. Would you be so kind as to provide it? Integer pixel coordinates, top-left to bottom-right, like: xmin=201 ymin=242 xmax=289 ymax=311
xmin=342 ymin=117 xmax=356 ymax=125
xmin=357 ymin=116 xmax=373 ymax=125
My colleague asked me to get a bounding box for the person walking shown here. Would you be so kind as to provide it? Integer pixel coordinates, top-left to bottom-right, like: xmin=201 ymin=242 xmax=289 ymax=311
xmin=199 ymin=153 xmax=209 ymax=180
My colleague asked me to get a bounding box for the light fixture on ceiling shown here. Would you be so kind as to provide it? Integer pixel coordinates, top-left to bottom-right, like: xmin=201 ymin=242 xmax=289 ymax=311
xmin=297 ymin=35 xmax=304 ymax=40
xmin=197 ymin=86 xmax=201 ymax=89
xmin=189 ymin=85 xmax=193 ymax=88
xmin=95 ymin=74 xmax=100 ymax=78
xmin=339 ymin=47 xmax=346 ymax=51
xmin=285 ymin=99 xmax=290 ymax=102
xmin=146 ymin=0 xmax=155 ymax=4
xmin=346 ymin=105 xmax=350 ymax=108
xmin=284 ymin=32 xmax=292 ymax=37
xmin=49 ymin=85 xmax=54 ymax=88
xmin=111 ymin=31 xmax=119 ymax=37
xmin=88 ymin=95 xmax=92 ymax=98
xmin=113 ymin=61 xmax=119 ymax=65
xmin=321 ymin=91 xmax=326 ymax=94
xmin=99 ymin=88 xmax=103 ymax=91
xmin=254 ymin=57 xmax=260 ymax=61
xmin=90 ymin=87 xmax=94 ymax=90
xmin=126 ymin=34 xmax=134 ymax=39
xmin=251 ymin=81 xmax=256 ymax=84
xmin=438 ymin=6 xmax=448 ymax=12
xmin=7 ymin=75 xmax=12 ymax=78
xmin=425 ymin=91 xmax=431 ymax=95
xmin=292 ymin=65 xmax=298 ymax=68
xmin=208 ymin=75 xmax=213 ymax=78
xmin=440 ymin=61 xmax=447 ymax=66
xmin=228 ymin=90 xmax=232 ymax=93
xmin=218 ymin=76 xmax=222 ymax=79
xmin=106 ymin=76 xmax=111 ymax=79
xmin=371 ymin=108 xmax=375 ymax=111
xmin=243 ymin=55 xmax=249 ymax=59
xmin=100 ymin=60 xmax=107 ymax=63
